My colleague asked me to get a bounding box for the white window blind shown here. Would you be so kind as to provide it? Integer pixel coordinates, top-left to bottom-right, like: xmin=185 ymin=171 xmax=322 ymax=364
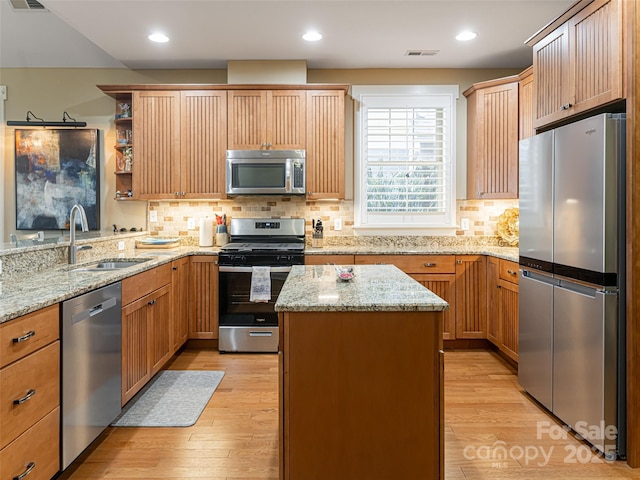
xmin=353 ymin=86 xmax=458 ymax=232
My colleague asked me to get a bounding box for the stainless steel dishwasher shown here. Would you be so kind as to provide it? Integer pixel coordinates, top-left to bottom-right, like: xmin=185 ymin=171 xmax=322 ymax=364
xmin=61 ymin=282 xmax=122 ymax=470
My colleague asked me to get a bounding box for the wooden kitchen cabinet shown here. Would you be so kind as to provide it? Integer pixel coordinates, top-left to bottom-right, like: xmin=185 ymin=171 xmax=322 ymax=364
xmin=132 ymin=90 xmax=228 ymax=199
xmin=530 ymin=0 xmax=623 ymax=129
xmin=455 ymin=255 xmax=487 ymax=339
xmin=305 ymin=254 xmax=354 ymax=265
xmin=412 ymin=273 xmax=456 ymax=340
xmin=121 ymin=264 xmax=173 ymax=405
xmin=305 ymin=90 xmax=346 ymax=199
xmin=518 ymin=66 xmax=535 ymax=140
xmin=189 ymin=256 xmax=219 ymax=339
xmin=487 ymin=258 xmax=519 ymax=362
xmin=464 ymin=77 xmax=519 ymax=199
xmin=227 ymin=89 xmax=306 ymax=150
xmin=171 ymin=256 xmax=190 ymax=353
xmin=0 ymin=304 xmax=60 ymax=479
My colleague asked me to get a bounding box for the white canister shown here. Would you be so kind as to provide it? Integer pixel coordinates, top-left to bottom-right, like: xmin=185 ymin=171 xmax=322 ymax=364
xmin=199 ymin=217 xmax=214 ymax=247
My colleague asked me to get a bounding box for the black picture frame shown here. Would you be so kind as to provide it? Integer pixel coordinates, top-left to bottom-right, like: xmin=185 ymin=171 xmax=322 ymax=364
xmin=15 ymin=129 xmax=100 ymax=230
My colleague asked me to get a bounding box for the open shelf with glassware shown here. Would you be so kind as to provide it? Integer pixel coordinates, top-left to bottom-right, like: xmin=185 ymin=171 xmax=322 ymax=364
xmin=113 ymin=93 xmax=136 ymax=200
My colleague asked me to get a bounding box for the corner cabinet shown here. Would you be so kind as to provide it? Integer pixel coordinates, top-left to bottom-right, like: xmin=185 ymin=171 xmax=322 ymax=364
xmin=306 ymin=90 xmax=346 ymax=199
xmin=189 ymin=256 xmax=219 ymax=339
xmin=464 ymin=77 xmax=519 ymax=199
xmin=529 ymin=0 xmax=623 ymax=129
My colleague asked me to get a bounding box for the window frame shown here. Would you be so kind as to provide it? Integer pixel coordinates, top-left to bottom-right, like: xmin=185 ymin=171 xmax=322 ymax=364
xmin=352 ymin=85 xmax=459 ymax=234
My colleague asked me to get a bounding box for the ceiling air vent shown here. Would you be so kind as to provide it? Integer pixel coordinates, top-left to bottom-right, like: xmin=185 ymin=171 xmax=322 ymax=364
xmin=405 ymin=50 xmax=440 ymax=57
xmin=9 ymin=0 xmax=46 ymax=10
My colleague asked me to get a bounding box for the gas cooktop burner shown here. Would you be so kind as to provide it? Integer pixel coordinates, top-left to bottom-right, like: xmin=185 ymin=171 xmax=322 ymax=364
xmin=221 ymin=242 xmax=304 ymax=252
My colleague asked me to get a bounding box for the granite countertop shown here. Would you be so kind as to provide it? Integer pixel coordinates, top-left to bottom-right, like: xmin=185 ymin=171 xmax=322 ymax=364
xmin=274 ymin=264 xmax=450 ymax=312
xmin=0 ymin=247 xmax=217 ymax=324
xmin=304 ymin=245 xmax=519 ymax=262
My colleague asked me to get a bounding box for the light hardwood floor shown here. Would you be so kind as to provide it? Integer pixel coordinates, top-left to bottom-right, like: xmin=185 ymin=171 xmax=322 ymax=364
xmin=58 ymin=349 xmax=640 ymax=479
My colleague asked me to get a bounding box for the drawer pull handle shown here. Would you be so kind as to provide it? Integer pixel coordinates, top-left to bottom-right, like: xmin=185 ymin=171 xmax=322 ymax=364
xmin=13 ymin=462 xmax=35 ymax=480
xmin=13 ymin=389 xmax=36 ymax=405
xmin=374 ymin=262 xmax=386 ymax=265
xmin=424 ymin=262 xmax=436 ymax=267
xmin=13 ymin=331 xmax=35 ymax=343
xmin=507 ymin=269 xmax=517 ymax=275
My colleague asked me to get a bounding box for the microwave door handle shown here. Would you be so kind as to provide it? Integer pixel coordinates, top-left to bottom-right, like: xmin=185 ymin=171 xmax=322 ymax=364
xmin=285 ymin=162 xmax=291 ymax=192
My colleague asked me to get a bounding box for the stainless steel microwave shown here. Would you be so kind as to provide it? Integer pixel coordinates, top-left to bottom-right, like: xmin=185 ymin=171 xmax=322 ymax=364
xmin=225 ymin=150 xmax=306 ymax=195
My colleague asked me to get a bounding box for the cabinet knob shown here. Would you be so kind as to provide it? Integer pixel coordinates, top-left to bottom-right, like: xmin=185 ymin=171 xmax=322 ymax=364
xmin=174 ymin=192 xmax=180 ymax=196
xmin=148 ymin=299 xmax=157 ymax=306
xmin=507 ymin=269 xmax=517 ymax=275
xmin=181 ymin=192 xmax=186 ymax=196
xmin=172 ymin=267 xmax=178 ymax=271
xmin=307 ymin=191 xmax=312 ymax=196
xmin=560 ymin=103 xmax=573 ymax=110
xmin=457 ymin=260 xmax=462 ymax=264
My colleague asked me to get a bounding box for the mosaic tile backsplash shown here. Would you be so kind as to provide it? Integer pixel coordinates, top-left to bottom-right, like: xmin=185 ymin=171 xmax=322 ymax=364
xmin=148 ymin=198 xmax=519 ymax=245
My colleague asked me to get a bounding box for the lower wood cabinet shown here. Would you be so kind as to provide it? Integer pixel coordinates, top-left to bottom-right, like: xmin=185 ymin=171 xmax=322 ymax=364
xmin=189 ymin=256 xmax=219 ymax=339
xmin=121 ymin=264 xmax=173 ymax=406
xmin=487 ymin=257 xmax=519 ymax=362
xmin=412 ymin=274 xmax=456 ymax=340
xmin=455 ymin=255 xmax=488 ymax=339
xmin=0 ymin=304 xmax=60 ymax=479
xmin=172 ymin=257 xmax=190 ymax=353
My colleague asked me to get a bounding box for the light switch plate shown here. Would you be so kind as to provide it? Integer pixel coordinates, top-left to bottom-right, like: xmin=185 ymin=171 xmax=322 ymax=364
xmin=460 ymin=218 xmax=469 ymax=231
xmin=149 ymin=210 xmax=158 ymax=222
xmin=334 ymin=218 xmax=343 ymax=231
xmin=187 ymin=217 xmax=195 ymax=230
xmin=118 ymin=241 xmax=125 ymax=251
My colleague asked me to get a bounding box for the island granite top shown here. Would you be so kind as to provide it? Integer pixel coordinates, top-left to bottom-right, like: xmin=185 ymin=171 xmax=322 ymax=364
xmin=274 ymin=264 xmax=450 ymax=312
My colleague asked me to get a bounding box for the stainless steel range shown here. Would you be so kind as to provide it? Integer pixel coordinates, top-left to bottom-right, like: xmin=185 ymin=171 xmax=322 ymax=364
xmin=218 ymin=218 xmax=305 ymax=352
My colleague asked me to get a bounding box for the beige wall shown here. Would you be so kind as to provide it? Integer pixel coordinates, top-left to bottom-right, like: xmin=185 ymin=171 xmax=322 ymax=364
xmin=0 ymin=66 xmax=521 ymax=242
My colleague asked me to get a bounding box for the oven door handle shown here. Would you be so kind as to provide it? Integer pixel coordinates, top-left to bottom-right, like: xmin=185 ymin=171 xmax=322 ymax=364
xmin=219 ymin=266 xmax=293 ymax=273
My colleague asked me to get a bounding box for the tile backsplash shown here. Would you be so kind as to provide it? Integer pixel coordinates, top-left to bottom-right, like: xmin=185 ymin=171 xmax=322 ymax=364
xmin=149 ymin=197 xmax=518 ymax=245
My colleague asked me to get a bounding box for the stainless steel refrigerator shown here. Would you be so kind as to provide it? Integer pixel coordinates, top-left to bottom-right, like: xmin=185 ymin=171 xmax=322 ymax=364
xmin=518 ymin=113 xmax=626 ymax=459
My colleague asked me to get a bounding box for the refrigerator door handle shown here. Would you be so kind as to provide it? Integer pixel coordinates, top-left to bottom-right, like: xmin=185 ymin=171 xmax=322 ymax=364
xmin=521 ymin=269 xmax=556 ymax=285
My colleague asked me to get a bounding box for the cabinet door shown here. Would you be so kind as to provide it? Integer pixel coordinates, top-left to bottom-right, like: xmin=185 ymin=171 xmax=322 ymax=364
xmin=227 ymin=90 xmax=267 ymax=149
xmin=149 ymin=284 xmax=173 ymax=376
xmin=411 ymin=274 xmax=456 ymax=340
xmin=519 ymin=68 xmax=535 ymax=140
xmin=180 ymin=91 xmax=227 ymax=198
xmin=121 ymin=297 xmax=151 ymax=405
xmin=268 ymin=90 xmax=306 ymax=149
xmin=533 ymin=23 xmax=570 ymax=128
xmin=468 ymin=82 xmax=519 ymax=199
xmin=189 ymin=256 xmax=219 ymax=339
xmin=486 ymin=256 xmax=500 ymax=345
xmin=133 ymin=91 xmax=181 ymax=199
xmin=568 ymin=0 xmax=622 ymax=113
xmin=498 ymin=279 xmax=519 ymax=362
xmin=172 ymin=257 xmax=190 ymax=353
xmin=305 ymin=90 xmax=345 ymax=199
xmin=455 ymin=256 xmax=487 ymax=339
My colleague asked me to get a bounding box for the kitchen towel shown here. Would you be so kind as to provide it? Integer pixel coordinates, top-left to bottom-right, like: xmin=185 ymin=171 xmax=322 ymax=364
xmin=199 ymin=217 xmax=213 ymax=247
xmin=250 ymin=266 xmax=271 ymax=303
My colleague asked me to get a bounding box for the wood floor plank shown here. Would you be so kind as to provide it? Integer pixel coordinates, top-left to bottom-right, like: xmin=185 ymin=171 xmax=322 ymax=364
xmin=57 ymin=349 xmax=639 ymax=479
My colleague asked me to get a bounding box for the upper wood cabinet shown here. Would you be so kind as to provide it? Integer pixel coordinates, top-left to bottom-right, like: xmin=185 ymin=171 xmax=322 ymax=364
xmin=530 ymin=0 xmax=623 ymax=129
xmin=305 ymin=90 xmax=345 ymax=199
xmin=518 ymin=66 xmax=535 ymax=140
xmin=464 ymin=78 xmax=519 ymax=199
xmin=132 ymin=90 xmax=227 ymax=199
xmin=227 ymin=90 xmax=306 ymax=150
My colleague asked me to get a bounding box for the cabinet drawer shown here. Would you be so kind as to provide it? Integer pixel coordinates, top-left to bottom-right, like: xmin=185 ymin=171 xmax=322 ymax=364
xmin=499 ymin=259 xmax=519 ymax=284
xmin=1 ymin=406 xmax=60 ymax=480
xmin=305 ymin=255 xmax=355 ymax=265
xmin=355 ymin=255 xmax=455 ymax=274
xmin=0 ymin=304 xmax=59 ymax=368
xmin=1 ymin=341 xmax=60 ymax=449
xmin=122 ymin=263 xmax=172 ymax=306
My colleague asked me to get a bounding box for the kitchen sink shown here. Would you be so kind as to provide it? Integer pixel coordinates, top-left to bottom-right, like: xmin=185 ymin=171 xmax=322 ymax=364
xmin=70 ymin=258 xmax=151 ymax=272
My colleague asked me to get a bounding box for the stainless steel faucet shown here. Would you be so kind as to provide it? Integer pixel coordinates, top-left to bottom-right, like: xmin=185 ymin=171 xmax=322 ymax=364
xmin=69 ymin=204 xmax=92 ymax=264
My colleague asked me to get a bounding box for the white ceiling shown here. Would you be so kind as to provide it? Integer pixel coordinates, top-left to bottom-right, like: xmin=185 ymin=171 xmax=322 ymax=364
xmin=0 ymin=0 xmax=574 ymax=70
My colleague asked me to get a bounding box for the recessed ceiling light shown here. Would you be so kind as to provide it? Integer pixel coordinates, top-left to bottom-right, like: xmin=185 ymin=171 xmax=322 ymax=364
xmin=302 ymin=31 xmax=322 ymax=42
xmin=148 ymin=33 xmax=170 ymax=43
xmin=456 ymin=31 xmax=477 ymax=42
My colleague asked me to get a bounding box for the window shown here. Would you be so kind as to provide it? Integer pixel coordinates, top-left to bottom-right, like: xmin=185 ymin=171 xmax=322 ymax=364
xmin=353 ymin=85 xmax=458 ymax=233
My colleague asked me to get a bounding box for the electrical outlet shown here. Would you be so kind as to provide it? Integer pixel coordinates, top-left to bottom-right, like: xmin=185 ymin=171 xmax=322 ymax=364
xmin=149 ymin=210 xmax=158 ymax=222
xmin=187 ymin=217 xmax=195 ymax=230
xmin=334 ymin=218 xmax=343 ymax=231
xmin=460 ymin=218 xmax=470 ymax=231
xmin=118 ymin=241 xmax=125 ymax=251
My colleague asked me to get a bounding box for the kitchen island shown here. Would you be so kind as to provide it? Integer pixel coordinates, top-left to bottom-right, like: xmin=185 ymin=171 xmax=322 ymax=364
xmin=275 ymin=264 xmax=448 ymax=480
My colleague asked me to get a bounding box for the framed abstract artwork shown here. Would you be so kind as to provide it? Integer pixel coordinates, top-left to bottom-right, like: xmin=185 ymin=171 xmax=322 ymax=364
xmin=15 ymin=129 xmax=100 ymax=230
